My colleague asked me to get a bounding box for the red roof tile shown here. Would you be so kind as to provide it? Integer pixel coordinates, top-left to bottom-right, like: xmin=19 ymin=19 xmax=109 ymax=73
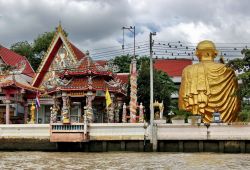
xmin=0 ymin=46 xmax=35 ymax=77
xmin=69 ymin=42 xmax=85 ymax=60
xmin=0 ymin=79 xmax=42 ymax=92
xmin=95 ymin=60 xmax=107 ymax=66
xmin=115 ymin=73 xmax=129 ymax=84
xmin=78 ymin=57 xmax=95 ymax=70
xmin=154 ymin=59 xmax=192 ymax=77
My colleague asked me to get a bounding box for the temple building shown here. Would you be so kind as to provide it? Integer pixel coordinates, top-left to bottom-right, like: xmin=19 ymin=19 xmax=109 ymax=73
xmin=31 ymin=25 xmax=128 ymax=124
xmin=0 ymin=45 xmax=39 ymax=124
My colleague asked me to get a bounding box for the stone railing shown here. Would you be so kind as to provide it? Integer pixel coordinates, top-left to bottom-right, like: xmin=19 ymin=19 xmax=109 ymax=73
xmin=1 ymin=123 xmax=250 ymax=141
xmin=51 ymin=123 xmax=84 ymax=132
xmin=0 ymin=124 xmax=50 ymax=138
xmin=89 ymin=123 xmax=147 ymax=140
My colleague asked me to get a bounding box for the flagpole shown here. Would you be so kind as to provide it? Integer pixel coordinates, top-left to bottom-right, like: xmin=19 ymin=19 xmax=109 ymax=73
xmin=107 ymin=105 xmax=109 ymax=123
xmin=36 ymin=109 xmax=39 ymax=124
xmin=35 ymin=91 xmax=41 ymax=124
xmin=105 ymin=88 xmax=112 ymax=123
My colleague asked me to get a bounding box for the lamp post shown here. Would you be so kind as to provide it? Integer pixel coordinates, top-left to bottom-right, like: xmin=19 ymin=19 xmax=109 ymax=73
xmin=149 ymin=32 xmax=156 ymax=150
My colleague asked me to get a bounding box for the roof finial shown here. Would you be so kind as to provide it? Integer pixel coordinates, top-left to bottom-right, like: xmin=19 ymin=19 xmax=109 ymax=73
xmin=57 ymin=21 xmax=63 ymax=33
xmin=86 ymin=50 xmax=90 ymax=67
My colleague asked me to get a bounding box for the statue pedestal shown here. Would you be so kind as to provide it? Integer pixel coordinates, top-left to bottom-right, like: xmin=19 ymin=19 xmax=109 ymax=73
xmin=154 ymin=119 xmax=166 ymax=124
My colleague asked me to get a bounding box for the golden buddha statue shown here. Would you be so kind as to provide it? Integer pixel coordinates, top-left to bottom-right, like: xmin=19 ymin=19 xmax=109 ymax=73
xmin=178 ymin=40 xmax=240 ymax=123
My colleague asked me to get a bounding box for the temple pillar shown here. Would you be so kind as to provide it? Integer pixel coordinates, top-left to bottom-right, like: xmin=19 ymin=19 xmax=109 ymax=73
xmin=139 ymin=103 xmax=144 ymax=123
xmin=108 ymin=93 xmax=115 ymax=123
xmin=61 ymin=92 xmax=69 ymax=123
xmin=50 ymin=95 xmax=59 ymax=123
xmin=129 ymin=57 xmax=138 ymax=123
xmin=122 ymin=103 xmax=127 ymax=123
xmin=86 ymin=91 xmax=94 ymax=123
xmin=5 ymin=99 xmax=11 ymax=124
xmin=24 ymin=103 xmax=28 ymax=124
xmin=115 ymin=97 xmax=123 ymax=123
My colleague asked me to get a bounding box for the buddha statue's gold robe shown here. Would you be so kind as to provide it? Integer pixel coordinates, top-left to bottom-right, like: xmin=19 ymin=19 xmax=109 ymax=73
xmin=178 ymin=41 xmax=240 ymax=123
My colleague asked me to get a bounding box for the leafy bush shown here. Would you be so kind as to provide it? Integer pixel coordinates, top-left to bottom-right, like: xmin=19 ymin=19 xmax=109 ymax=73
xmin=172 ymin=109 xmax=192 ymax=121
xmin=238 ymin=109 xmax=250 ymax=122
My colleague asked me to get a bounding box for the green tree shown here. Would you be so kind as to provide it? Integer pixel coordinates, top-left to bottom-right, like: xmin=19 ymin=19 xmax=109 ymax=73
xmin=228 ymin=49 xmax=250 ymax=98
xmin=137 ymin=58 xmax=177 ymax=120
xmin=11 ymin=32 xmax=55 ymax=71
xmin=113 ymin=55 xmax=177 ymax=120
xmin=10 ymin=41 xmax=34 ymax=65
xmin=227 ymin=48 xmax=250 ymax=120
xmin=10 ymin=28 xmax=68 ymax=71
xmin=112 ymin=55 xmax=131 ymax=73
xmin=33 ymin=31 xmax=55 ymax=60
xmin=112 ymin=55 xmax=149 ymax=73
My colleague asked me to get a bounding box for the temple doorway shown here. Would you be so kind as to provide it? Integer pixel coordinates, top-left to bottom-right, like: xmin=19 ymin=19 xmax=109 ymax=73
xmin=93 ymin=98 xmax=106 ymax=123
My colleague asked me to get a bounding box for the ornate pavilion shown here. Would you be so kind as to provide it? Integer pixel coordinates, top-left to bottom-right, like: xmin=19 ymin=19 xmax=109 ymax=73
xmin=31 ymin=25 xmax=129 ymax=124
xmin=0 ymin=45 xmax=39 ymax=124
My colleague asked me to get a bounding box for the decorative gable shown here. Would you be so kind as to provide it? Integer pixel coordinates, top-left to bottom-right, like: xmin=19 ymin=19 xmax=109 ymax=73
xmin=40 ymin=44 xmax=77 ymax=89
xmin=32 ymin=24 xmax=85 ymax=88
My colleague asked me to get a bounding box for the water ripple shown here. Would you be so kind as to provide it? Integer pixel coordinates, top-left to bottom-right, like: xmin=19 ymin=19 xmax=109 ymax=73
xmin=0 ymin=152 xmax=250 ymax=170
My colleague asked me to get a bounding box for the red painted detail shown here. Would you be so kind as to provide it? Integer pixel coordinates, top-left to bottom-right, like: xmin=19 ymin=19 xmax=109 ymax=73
xmin=0 ymin=80 xmax=41 ymax=93
xmin=115 ymin=74 xmax=129 ymax=84
xmin=95 ymin=60 xmax=107 ymax=66
xmin=0 ymin=46 xmax=35 ymax=77
xmin=45 ymin=76 xmax=126 ymax=95
xmin=26 ymin=93 xmax=36 ymax=99
xmin=69 ymin=42 xmax=85 ymax=60
xmin=50 ymin=132 xmax=88 ymax=142
xmin=33 ymin=39 xmax=62 ymax=87
xmin=154 ymin=59 xmax=192 ymax=77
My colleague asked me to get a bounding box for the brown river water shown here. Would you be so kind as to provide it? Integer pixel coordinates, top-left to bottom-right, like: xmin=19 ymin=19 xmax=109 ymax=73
xmin=0 ymin=152 xmax=250 ymax=170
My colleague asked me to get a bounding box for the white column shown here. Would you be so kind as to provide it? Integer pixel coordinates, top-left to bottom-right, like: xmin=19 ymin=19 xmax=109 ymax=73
xmin=139 ymin=103 xmax=144 ymax=123
xmin=115 ymin=98 xmax=122 ymax=123
xmin=24 ymin=103 xmax=28 ymax=124
xmin=5 ymin=100 xmax=11 ymax=124
xmin=122 ymin=103 xmax=127 ymax=123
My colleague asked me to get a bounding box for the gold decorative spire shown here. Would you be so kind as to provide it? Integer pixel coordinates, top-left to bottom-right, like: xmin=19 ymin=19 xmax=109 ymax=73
xmin=57 ymin=21 xmax=63 ymax=33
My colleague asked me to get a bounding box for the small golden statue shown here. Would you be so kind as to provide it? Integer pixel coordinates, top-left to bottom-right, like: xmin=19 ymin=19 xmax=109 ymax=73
xmin=29 ymin=102 xmax=36 ymax=124
xmin=178 ymin=40 xmax=240 ymax=123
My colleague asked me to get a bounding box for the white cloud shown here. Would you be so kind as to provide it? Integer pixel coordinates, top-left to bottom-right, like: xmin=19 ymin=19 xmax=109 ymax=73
xmin=0 ymin=0 xmax=250 ymax=58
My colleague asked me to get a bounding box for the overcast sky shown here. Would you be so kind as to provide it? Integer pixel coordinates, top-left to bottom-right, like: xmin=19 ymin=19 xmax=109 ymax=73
xmin=1 ymin=0 xmax=250 ymax=58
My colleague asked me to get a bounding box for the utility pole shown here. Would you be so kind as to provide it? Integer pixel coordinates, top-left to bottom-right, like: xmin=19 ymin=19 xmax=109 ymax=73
xmin=122 ymin=26 xmax=135 ymax=58
xmin=150 ymin=32 xmax=156 ymax=150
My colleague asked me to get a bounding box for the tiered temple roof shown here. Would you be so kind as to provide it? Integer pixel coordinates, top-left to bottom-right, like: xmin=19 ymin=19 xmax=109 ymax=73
xmin=32 ymin=24 xmax=127 ymax=96
xmin=0 ymin=45 xmax=35 ymax=78
xmin=0 ymin=45 xmax=39 ymax=95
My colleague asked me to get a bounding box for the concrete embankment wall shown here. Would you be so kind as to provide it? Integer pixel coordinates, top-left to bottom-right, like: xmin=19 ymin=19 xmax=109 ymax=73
xmin=1 ymin=123 xmax=250 ymax=152
xmin=0 ymin=124 xmax=56 ymax=151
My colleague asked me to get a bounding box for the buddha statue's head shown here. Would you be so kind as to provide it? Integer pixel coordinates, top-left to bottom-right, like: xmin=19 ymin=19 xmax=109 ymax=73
xmin=195 ymin=40 xmax=218 ymax=61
